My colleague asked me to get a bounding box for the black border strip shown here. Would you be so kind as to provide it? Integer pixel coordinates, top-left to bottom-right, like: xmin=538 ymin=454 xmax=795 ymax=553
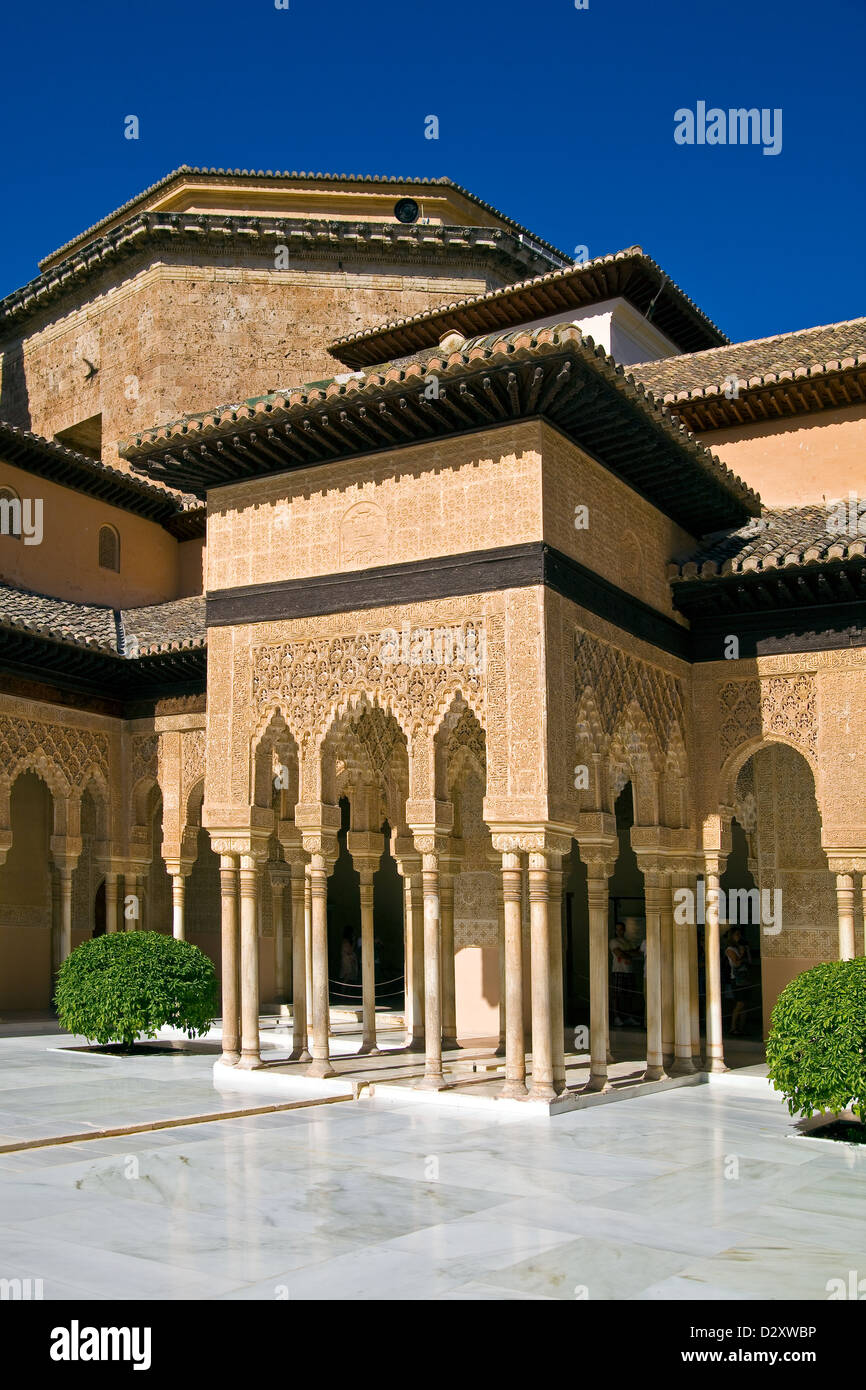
xmin=205 ymin=542 xmax=693 ymax=660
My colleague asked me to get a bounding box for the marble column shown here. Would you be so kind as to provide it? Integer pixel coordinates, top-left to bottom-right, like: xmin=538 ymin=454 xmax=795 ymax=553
xmin=171 ymin=874 xmax=187 ymax=941
xmin=58 ymin=866 xmax=74 ymax=963
xmin=549 ymin=863 xmax=567 ymax=1096
xmin=585 ymin=860 xmax=613 ymax=1092
xmin=358 ymin=869 xmax=378 ymax=1054
xmin=835 ymin=873 xmax=856 ymax=960
xmin=218 ymin=853 xmax=240 ymax=1066
xmin=439 ymin=868 xmax=458 ymax=1051
xmin=495 ymin=867 xmax=506 ymax=1057
xmin=688 ymin=906 xmax=701 ymax=1065
xmin=660 ymin=883 xmax=675 ymax=1068
xmin=304 ymin=863 xmax=314 ymax=1033
xmin=104 ymin=871 xmax=119 ymax=935
xmin=703 ymin=858 xmax=727 ymax=1073
xmin=641 ymin=870 xmax=667 ymax=1081
xmin=498 ymin=850 xmax=526 ymax=1098
xmin=307 ymin=851 xmax=337 ymax=1079
xmin=347 ymin=831 xmax=384 ymax=1057
xmin=415 ymin=841 xmax=446 ymax=1090
xmin=527 ymin=850 xmax=556 ymax=1102
xmin=271 ymin=870 xmax=289 ymax=1007
xmin=238 ymin=856 xmax=262 ymax=1069
xmin=289 ymin=858 xmax=310 ymax=1061
xmin=670 ymin=869 xmax=696 ymax=1075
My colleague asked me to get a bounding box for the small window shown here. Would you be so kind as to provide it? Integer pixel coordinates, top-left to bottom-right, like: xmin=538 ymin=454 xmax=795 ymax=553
xmin=0 ymin=485 xmax=22 ymax=540
xmin=98 ymin=524 xmax=120 ymax=571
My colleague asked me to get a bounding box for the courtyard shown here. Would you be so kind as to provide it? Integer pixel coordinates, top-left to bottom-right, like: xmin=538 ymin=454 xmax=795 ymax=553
xmin=0 ymin=1022 xmax=863 ymax=1302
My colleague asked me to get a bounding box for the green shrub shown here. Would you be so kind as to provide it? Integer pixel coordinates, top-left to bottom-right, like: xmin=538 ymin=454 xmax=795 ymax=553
xmin=766 ymin=956 xmax=866 ymax=1121
xmin=54 ymin=931 xmax=218 ymax=1050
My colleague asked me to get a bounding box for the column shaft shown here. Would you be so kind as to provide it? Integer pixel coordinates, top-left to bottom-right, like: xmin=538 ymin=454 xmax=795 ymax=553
xmin=527 ymin=852 xmax=555 ymax=1101
xmin=59 ymin=868 xmax=73 ymax=963
xmin=272 ymin=879 xmax=286 ymax=1003
xmin=290 ymin=870 xmax=310 ymax=1061
xmin=440 ymin=874 xmax=457 ymax=1050
xmin=500 ymin=852 xmax=526 ymax=1097
xmin=416 ymin=853 xmax=445 ymax=1088
xmin=172 ymin=875 xmax=186 ymax=941
xmin=643 ymin=875 xmax=666 ymax=1080
xmin=359 ymin=872 xmax=377 ymax=1054
xmin=549 ymin=866 xmax=566 ymax=1095
xmin=104 ymin=871 xmax=119 ymax=935
xmin=671 ymin=875 xmax=696 ymax=1075
xmin=308 ymin=856 xmax=336 ymax=1078
xmin=836 ymin=874 xmax=856 ymax=960
xmin=238 ymin=860 xmax=261 ymax=1069
xmin=704 ymin=869 xmax=726 ymax=1073
xmin=219 ymin=855 xmax=240 ymax=1065
xmin=587 ymin=869 xmax=611 ymax=1091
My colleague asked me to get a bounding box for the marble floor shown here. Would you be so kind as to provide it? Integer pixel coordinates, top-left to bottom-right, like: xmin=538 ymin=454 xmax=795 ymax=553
xmin=0 ymin=1027 xmax=864 ymax=1300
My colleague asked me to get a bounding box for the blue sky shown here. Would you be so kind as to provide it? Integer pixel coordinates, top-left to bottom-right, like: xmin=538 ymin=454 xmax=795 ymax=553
xmin=1 ymin=0 xmax=863 ymax=344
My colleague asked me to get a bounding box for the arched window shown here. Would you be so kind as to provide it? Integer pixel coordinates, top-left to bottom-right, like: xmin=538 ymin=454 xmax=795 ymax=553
xmin=98 ymin=524 xmax=120 ymax=572
xmin=0 ymin=485 xmax=22 ymax=540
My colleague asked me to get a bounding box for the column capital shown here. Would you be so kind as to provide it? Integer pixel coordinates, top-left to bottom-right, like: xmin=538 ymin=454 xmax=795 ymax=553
xmin=489 ymin=822 xmax=571 ymax=857
xmin=208 ymin=828 xmax=270 ymax=859
xmin=50 ymin=836 xmax=83 ymax=872
xmin=163 ymin=858 xmax=194 ymax=879
xmin=703 ymin=850 xmax=728 ymax=878
xmin=825 ymin=851 xmax=866 ymax=875
xmin=346 ymin=830 xmax=385 ymax=864
xmin=406 ymin=799 xmax=453 ymax=841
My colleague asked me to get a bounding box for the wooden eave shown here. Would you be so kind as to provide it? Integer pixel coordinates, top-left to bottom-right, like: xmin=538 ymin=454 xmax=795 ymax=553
xmin=121 ymin=331 xmax=759 ymax=535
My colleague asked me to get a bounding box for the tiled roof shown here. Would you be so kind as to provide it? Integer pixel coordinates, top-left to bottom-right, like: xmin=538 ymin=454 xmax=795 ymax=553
xmin=121 ymin=595 xmax=206 ymax=654
xmin=633 ymin=318 xmax=866 ymax=400
xmin=1 ymin=214 xmax=559 ymax=330
xmin=670 ymin=505 xmax=865 ymax=579
xmin=39 ymin=166 xmax=571 ymax=270
xmin=0 ymin=583 xmax=206 ymax=656
xmin=121 ymin=321 xmax=760 ymax=533
xmin=330 ymin=247 xmax=727 ymax=365
xmin=0 ymin=422 xmax=205 ymax=537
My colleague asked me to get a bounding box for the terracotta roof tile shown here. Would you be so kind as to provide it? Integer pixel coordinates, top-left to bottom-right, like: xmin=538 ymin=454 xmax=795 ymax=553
xmin=671 ymin=504 xmax=865 ymax=579
xmin=0 ymin=582 xmax=206 ymax=656
xmin=633 ymin=318 xmax=866 ymax=402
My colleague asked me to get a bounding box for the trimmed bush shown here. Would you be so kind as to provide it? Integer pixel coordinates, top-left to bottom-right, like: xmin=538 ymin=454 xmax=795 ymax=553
xmin=54 ymin=931 xmax=218 ymax=1050
xmin=766 ymin=956 xmax=866 ymax=1121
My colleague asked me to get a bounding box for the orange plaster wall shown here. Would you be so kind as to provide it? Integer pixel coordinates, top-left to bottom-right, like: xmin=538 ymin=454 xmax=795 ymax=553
xmin=455 ymin=945 xmax=500 ymax=1040
xmin=0 ymin=459 xmax=182 ymax=606
xmin=697 ymin=404 xmax=866 ymax=508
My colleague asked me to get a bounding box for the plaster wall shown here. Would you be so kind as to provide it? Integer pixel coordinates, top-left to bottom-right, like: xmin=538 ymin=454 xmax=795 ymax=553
xmin=0 ymin=458 xmax=182 ymax=606
xmin=697 ymin=403 xmax=866 ymax=508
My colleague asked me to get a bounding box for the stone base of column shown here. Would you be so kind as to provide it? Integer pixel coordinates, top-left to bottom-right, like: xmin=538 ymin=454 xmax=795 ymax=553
xmin=525 ymin=1083 xmax=557 ymax=1103
xmin=494 ymin=1040 xmax=506 ymax=1058
xmin=642 ymin=1064 xmax=668 ymax=1082
xmin=358 ymin=1040 xmax=380 ymax=1056
xmin=441 ymin=1034 xmax=459 ymax=1051
xmin=219 ymin=1049 xmax=240 ymax=1067
xmin=707 ymin=1056 xmax=728 ymax=1074
xmin=307 ymin=1058 xmax=338 ymax=1079
xmin=415 ymin=1072 xmax=448 ymax=1091
xmin=236 ymin=1052 xmax=262 ymax=1071
xmin=669 ymin=1056 xmax=696 ymax=1076
xmin=499 ymin=1079 xmax=527 ymax=1099
xmin=289 ymin=1046 xmax=312 ymax=1063
xmin=586 ymin=1072 xmax=611 ymax=1094
xmin=406 ymin=1034 xmax=425 ymax=1053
